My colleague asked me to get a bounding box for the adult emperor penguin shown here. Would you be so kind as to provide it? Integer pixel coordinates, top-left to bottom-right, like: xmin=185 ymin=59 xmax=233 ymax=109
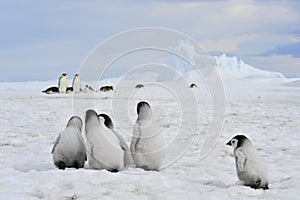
xmin=98 ymin=113 xmax=133 ymax=167
xmin=72 ymin=74 xmax=81 ymax=93
xmin=85 ymin=109 xmax=125 ymax=172
xmin=227 ymin=135 xmax=269 ymax=189
xmin=52 ymin=116 xmax=86 ymax=170
xmin=58 ymin=73 xmax=67 ymax=93
xmin=42 ymin=86 xmax=59 ymax=94
xmin=130 ymin=101 xmax=164 ymax=171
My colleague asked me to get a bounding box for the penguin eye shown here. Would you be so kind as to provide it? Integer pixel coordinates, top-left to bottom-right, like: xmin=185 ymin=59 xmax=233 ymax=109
xmin=232 ymin=140 xmax=235 ymax=144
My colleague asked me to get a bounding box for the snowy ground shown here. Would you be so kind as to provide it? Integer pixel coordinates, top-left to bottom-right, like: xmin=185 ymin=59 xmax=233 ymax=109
xmin=0 ymin=78 xmax=299 ymax=200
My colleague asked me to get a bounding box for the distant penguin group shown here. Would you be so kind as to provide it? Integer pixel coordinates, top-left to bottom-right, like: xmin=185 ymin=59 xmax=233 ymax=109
xmin=43 ymin=73 xmax=81 ymax=94
xmin=52 ymin=101 xmax=164 ymax=172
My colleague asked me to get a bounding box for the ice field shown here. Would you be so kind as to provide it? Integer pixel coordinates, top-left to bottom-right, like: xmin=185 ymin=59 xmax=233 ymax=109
xmin=0 ymin=76 xmax=299 ymax=200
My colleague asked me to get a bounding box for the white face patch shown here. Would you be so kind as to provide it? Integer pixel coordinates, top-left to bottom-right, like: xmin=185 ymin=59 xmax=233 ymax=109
xmin=231 ymin=139 xmax=238 ymax=148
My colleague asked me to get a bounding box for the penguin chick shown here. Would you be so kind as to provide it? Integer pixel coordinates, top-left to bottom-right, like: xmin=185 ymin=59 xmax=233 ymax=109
xmin=98 ymin=113 xmax=133 ymax=167
xmin=52 ymin=116 xmax=86 ymax=170
xmin=85 ymin=109 xmax=125 ymax=172
xmin=227 ymin=135 xmax=269 ymax=190
xmin=130 ymin=101 xmax=164 ymax=171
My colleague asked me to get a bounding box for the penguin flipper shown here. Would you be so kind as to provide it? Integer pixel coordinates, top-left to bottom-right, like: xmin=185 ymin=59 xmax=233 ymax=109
xmin=51 ymin=134 xmax=61 ymax=154
xmin=131 ymin=124 xmax=141 ymax=152
xmin=235 ymin=149 xmax=246 ymax=172
xmin=113 ymin=131 xmax=129 ymax=151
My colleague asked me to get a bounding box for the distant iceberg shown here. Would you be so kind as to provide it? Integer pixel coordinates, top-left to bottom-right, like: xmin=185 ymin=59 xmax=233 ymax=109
xmin=213 ymin=54 xmax=285 ymax=79
xmin=167 ymin=39 xmax=285 ymax=81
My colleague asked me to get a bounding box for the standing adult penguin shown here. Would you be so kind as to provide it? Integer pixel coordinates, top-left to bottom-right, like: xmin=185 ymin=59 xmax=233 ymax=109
xmin=52 ymin=116 xmax=86 ymax=170
xmin=72 ymin=74 xmax=81 ymax=93
xmin=130 ymin=101 xmax=164 ymax=171
xmin=227 ymin=135 xmax=269 ymax=189
xmin=58 ymin=73 xmax=67 ymax=93
xmin=85 ymin=109 xmax=125 ymax=172
xmin=98 ymin=113 xmax=133 ymax=167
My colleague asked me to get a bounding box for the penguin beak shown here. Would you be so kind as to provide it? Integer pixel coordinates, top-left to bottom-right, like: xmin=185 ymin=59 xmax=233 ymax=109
xmin=226 ymin=141 xmax=231 ymax=146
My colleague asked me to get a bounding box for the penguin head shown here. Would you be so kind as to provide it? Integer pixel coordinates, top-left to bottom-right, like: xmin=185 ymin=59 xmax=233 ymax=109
xmin=85 ymin=109 xmax=98 ymax=123
xmin=67 ymin=116 xmax=83 ymax=130
xmin=62 ymin=73 xmax=67 ymax=77
xmin=226 ymin=135 xmax=251 ymax=149
xmin=137 ymin=101 xmax=152 ymax=121
xmin=137 ymin=101 xmax=150 ymax=114
xmin=98 ymin=113 xmax=114 ymax=129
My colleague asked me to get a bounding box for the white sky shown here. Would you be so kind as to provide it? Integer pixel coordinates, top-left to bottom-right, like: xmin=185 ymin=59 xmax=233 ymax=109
xmin=0 ymin=0 xmax=299 ymax=81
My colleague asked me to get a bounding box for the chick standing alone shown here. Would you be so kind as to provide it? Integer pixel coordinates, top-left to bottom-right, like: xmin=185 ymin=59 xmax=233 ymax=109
xmin=130 ymin=101 xmax=164 ymax=171
xmin=227 ymin=135 xmax=269 ymax=189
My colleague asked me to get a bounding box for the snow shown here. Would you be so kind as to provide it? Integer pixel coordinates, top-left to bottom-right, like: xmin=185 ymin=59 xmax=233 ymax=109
xmin=0 ymin=77 xmax=299 ymax=199
xmin=213 ymin=54 xmax=285 ymax=79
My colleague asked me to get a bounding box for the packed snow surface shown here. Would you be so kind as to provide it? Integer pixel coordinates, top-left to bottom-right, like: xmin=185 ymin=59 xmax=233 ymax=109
xmin=0 ymin=78 xmax=299 ymax=200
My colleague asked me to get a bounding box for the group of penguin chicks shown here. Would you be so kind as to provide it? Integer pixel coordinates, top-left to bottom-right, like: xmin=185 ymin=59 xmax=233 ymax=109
xmin=52 ymin=101 xmax=164 ymax=173
xmin=52 ymin=100 xmax=269 ymax=190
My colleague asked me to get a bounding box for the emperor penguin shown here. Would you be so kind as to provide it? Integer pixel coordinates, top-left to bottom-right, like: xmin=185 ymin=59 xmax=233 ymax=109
xmin=130 ymin=101 xmax=164 ymax=171
xmin=58 ymin=73 xmax=67 ymax=93
xmin=84 ymin=85 xmax=94 ymax=93
xmin=85 ymin=109 xmax=125 ymax=172
xmin=52 ymin=116 xmax=86 ymax=170
xmin=42 ymin=86 xmax=59 ymax=94
xmin=98 ymin=113 xmax=133 ymax=167
xmin=226 ymin=135 xmax=269 ymax=189
xmin=72 ymin=74 xmax=81 ymax=93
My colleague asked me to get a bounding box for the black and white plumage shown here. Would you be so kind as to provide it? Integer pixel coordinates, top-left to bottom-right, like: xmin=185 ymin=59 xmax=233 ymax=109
xmin=85 ymin=109 xmax=125 ymax=172
xmin=72 ymin=74 xmax=81 ymax=93
xmin=130 ymin=101 xmax=164 ymax=171
xmin=227 ymin=135 xmax=269 ymax=189
xmin=52 ymin=116 xmax=86 ymax=170
xmin=66 ymin=87 xmax=73 ymax=93
xmin=42 ymin=86 xmax=59 ymax=94
xmin=99 ymin=86 xmax=113 ymax=92
xmin=58 ymin=73 xmax=67 ymax=93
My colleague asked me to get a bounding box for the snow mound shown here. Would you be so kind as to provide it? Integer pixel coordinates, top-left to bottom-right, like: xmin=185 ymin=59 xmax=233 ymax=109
xmin=213 ymin=54 xmax=285 ymax=80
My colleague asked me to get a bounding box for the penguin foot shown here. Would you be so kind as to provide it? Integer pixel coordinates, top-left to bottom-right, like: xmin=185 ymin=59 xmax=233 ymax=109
xmin=109 ymin=169 xmax=119 ymax=173
xmin=248 ymin=179 xmax=269 ymax=190
xmin=73 ymin=161 xmax=80 ymax=169
xmin=57 ymin=161 xmax=66 ymax=170
xmin=262 ymin=185 xmax=269 ymax=190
